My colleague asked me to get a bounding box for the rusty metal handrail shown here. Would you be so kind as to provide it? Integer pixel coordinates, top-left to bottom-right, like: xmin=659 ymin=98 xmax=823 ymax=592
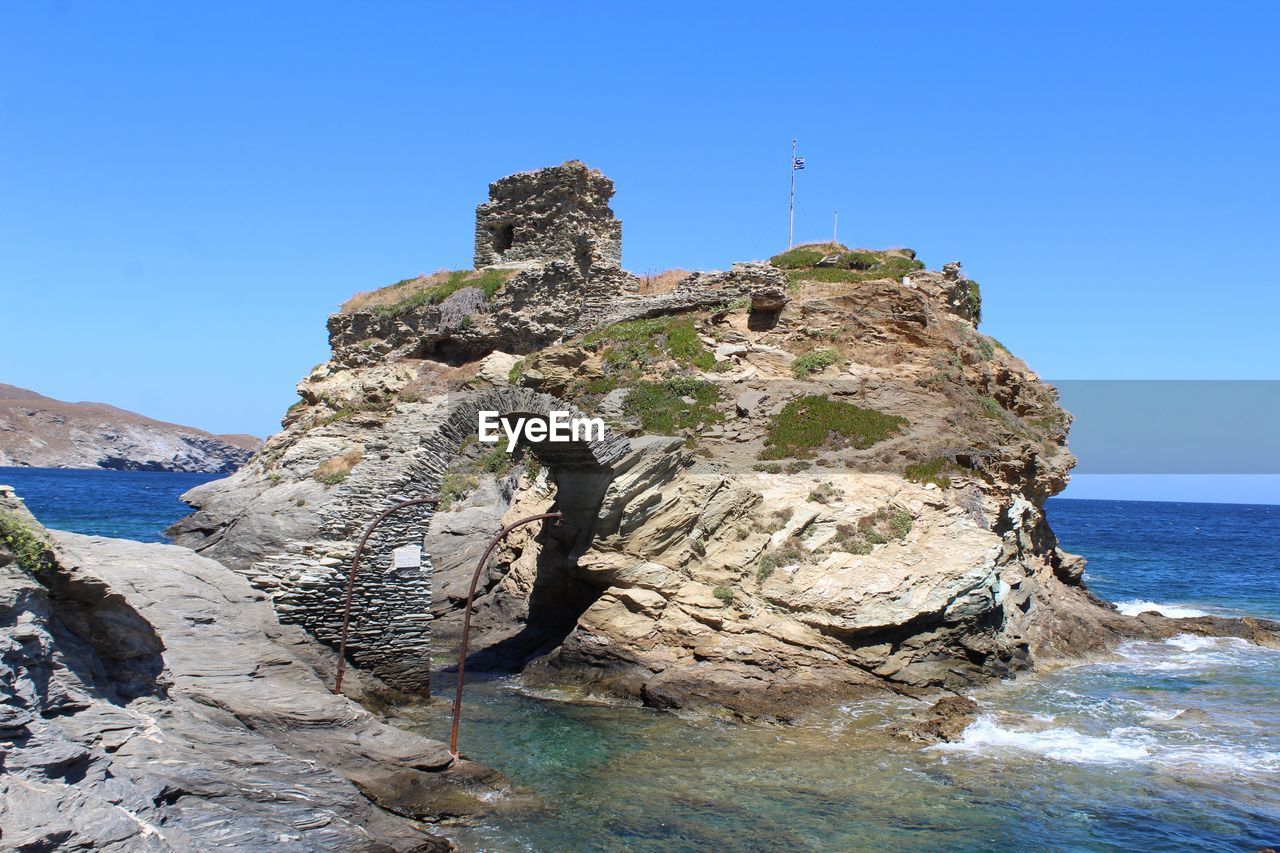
xmin=449 ymin=511 xmax=563 ymax=759
xmin=332 ymin=496 xmax=440 ymax=695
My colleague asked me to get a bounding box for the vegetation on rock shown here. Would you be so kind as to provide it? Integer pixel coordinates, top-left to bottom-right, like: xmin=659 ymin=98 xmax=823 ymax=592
xmin=343 ymin=268 xmax=514 ymax=316
xmin=0 ymin=511 xmax=55 ymax=574
xmin=904 ymin=457 xmax=961 ymax=489
xmin=770 ymin=243 xmax=924 ymax=285
xmin=827 ymin=507 xmax=915 ymax=555
xmin=793 ymin=348 xmax=840 ymax=378
xmin=582 ymin=316 xmax=717 ymax=373
xmin=623 ymin=377 xmax=723 ymax=434
xmin=967 ymin=279 xmax=982 ymax=324
xmin=761 ymin=395 xmax=907 ymax=460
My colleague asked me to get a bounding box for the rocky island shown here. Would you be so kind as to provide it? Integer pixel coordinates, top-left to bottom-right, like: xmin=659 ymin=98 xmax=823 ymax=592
xmin=0 ymin=384 xmax=258 ymax=473
xmin=4 ymin=162 xmax=1277 ymax=849
xmin=171 ymin=161 xmax=1278 ymax=717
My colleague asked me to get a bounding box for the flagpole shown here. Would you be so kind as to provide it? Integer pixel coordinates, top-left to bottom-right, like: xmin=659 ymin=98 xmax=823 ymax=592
xmin=834 ymin=209 xmax=839 ymax=246
xmin=788 ymin=139 xmax=796 ymax=249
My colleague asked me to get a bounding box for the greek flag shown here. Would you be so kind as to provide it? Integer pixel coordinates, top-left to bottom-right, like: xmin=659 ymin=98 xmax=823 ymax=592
xmin=793 ymin=156 xmax=806 ymax=171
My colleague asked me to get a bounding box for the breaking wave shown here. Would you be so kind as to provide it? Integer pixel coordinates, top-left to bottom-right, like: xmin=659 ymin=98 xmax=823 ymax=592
xmin=1115 ymin=599 xmax=1211 ymax=618
xmin=933 ymin=634 xmax=1280 ymax=778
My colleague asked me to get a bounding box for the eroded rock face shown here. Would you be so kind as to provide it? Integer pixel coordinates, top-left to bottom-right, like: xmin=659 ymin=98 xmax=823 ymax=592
xmin=0 ymin=487 xmax=502 ymax=850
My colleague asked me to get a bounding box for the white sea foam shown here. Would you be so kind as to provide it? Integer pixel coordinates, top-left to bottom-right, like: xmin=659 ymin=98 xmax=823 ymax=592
xmin=1162 ymin=633 xmax=1235 ymax=651
xmin=1106 ymin=633 xmax=1263 ymax=672
xmin=1115 ymin=599 xmax=1210 ymax=618
xmin=935 ymin=715 xmax=1280 ymax=775
xmin=933 ymin=715 xmax=1151 ymax=763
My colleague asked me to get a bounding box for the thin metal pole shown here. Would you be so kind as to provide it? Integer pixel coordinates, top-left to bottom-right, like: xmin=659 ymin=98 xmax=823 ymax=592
xmin=834 ymin=209 xmax=838 ymax=246
xmin=788 ymin=138 xmax=796 ymax=249
xmin=449 ymin=511 xmax=562 ymax=759
xmin=332 ymin=496 xmax=439 ymax=694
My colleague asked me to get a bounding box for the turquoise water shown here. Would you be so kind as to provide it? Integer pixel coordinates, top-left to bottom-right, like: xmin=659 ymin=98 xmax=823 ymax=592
xmin=6 ymin=471 xmax=1278 ymax=850
xmin=415 ymin=498 xmax=1280 ymax=851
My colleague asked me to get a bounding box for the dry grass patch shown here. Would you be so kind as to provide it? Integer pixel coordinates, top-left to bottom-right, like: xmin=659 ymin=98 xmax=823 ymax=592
xmin=314 ymin=449 xmax=363 ymax=485
xmin=341 ymin=269 xmax=514 ymax=315
xmin=636 ymin=269 xmax=690 ymax=295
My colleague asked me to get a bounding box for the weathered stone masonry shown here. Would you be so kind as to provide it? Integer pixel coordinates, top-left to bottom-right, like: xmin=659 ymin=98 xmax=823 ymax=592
xmin=250 ymin=389 xmax=629 ymax=694
xmin=474 ymin=161 xmax=623 ymax=269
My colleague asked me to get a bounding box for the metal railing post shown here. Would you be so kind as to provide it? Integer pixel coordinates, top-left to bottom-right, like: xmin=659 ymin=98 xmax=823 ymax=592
xmin=449 ymin=511 xmax=562 ymax=759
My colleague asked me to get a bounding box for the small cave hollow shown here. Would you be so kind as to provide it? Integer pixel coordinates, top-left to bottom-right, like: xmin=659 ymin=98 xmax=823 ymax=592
xmin=437 ymin=414 xmax=618 ymax=673
xmin=491 ymin=222 xmax=515 ymax=255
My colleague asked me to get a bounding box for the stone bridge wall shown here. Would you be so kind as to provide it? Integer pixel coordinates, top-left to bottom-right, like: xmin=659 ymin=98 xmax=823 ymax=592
xmin=254 ymin=389 xmax=629 ymax=694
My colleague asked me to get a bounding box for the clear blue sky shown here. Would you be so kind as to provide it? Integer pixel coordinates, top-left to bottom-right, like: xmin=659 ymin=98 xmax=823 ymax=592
xmin=2 ymin=3 xmax=1277 ymax=498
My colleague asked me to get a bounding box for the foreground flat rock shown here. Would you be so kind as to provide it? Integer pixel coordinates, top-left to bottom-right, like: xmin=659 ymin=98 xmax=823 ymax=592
xmin=0 ymin=491 xmax=503 ymax=851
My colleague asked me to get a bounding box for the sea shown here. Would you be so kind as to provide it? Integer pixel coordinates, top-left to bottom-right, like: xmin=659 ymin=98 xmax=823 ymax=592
xmin=3 ymin=466 xmax=1277 ymax=851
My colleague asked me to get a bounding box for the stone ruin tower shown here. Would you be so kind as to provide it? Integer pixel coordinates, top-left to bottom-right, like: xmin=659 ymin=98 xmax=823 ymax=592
xmin=474 ymin=160 xmax=623 ymax=274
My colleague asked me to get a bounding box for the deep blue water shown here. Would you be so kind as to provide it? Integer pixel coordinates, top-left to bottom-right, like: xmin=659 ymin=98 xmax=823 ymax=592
xmin=4 ymin=470 xmax=1279 ymax=850
xmin=1046 ymin=497 xmax=1280 ymax=620
xmin=0 ymin=466 xmax=220 ymax=542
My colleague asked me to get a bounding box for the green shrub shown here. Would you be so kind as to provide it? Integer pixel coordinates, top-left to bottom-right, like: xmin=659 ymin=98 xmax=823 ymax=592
xmin=793 ymin=348 xmax=840 ymax=378
xmin=479 ymin=446 xmax=513 ymax=475
xmin=967 ymin=280 xmax=982 ymax=324
xmin=583 ymin=316 xmax=716 ymax=373
xmin=757 ymin=556 xmax=777 ymax=583
xmin=980 ymin=396 xmax=1005 ymax=420
xmin=761 ymin=395 xmax=907 ymax=460
xmin=508 ymin=358 xmax=525 ymax=385
xmin=623 ymin=377 xmax=723 ymax=434
xmin=0 ymin=512 xmax=55 ymax=575
xmin=439 ymin=471 xmax=479 ymax=511
xmin=753 ymin=462 xmax=783 ymax=474
xmin=768 ymin=247 xmax=827 ymax=269
xmin=713 ymin=586 xmax=735 ymax=606
xmin=889 ymin=510 xmax=914 ymax=539
xmin=785 ymin=460 xmax=812 ymax=473
xmin=772 ymin=246 xmax=924 ymax=285
xmin=903 ymin=457 xmax=958 ymax=489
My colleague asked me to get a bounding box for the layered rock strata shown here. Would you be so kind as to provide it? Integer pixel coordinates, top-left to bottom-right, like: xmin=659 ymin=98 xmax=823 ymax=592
xmin=0 ymin=486 xmax=502 ymax=850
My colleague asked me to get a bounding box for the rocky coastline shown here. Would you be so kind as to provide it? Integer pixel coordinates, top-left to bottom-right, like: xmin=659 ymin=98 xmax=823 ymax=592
xmin=0 ymin=486 xmax=502 ymax=850
xmin=0 ymin=384 xmax=258 ymax=474
xmin=4 ymin=162 xmax=1279 ymax=849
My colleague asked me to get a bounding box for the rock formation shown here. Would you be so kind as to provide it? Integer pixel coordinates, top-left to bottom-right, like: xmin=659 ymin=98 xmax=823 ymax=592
xmin=0 ymin=485 xmax=502 ymax=849
xmin=0 ymin=383 xmax=258 ymax=473
xmin=169 ymin=162 xmax=1280 ymax=721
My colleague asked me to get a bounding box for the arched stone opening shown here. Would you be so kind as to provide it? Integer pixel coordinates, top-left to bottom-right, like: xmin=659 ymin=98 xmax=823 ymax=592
xmin=292 ymin=388 xmax=629 ymax=695
xmin=418 ymin=390 xmax=629 ymax=672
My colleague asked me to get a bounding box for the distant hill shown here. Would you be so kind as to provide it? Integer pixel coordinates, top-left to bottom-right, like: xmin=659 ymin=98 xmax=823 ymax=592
xmin=0 ymin=383 xmax=259 ymax=473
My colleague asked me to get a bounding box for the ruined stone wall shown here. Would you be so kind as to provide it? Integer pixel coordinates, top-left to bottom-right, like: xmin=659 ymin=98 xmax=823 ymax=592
xmin=474 ymin=161 xmax=623 ymax=269
xmin=246 ymin=389 xmax=630 ymax=694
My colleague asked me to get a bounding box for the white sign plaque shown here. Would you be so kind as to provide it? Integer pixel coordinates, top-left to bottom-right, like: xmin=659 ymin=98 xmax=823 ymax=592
xmin=391 ymin=545 xmax=422 ymax=569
